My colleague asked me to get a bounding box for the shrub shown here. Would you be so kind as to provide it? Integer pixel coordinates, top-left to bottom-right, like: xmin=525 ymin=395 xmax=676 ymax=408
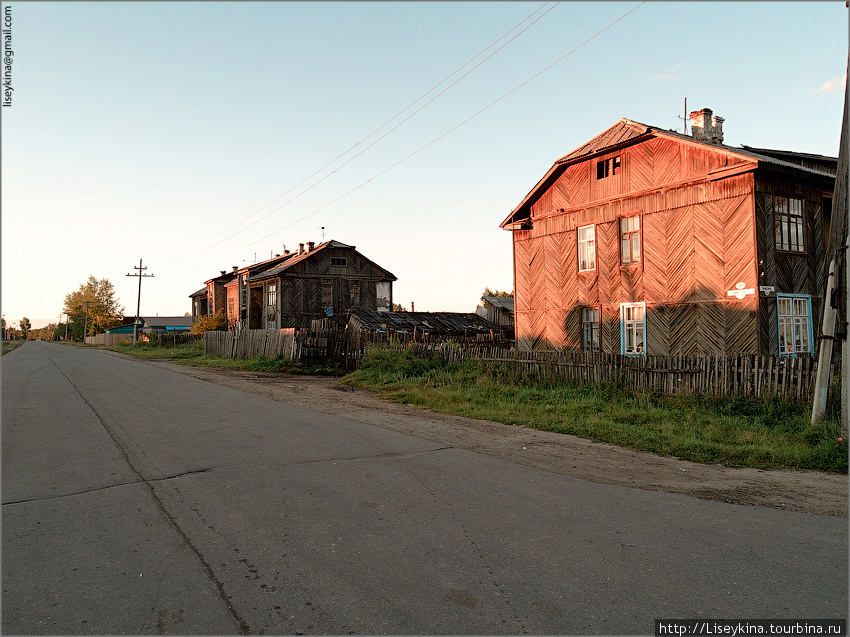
xmin=190 ymin=310 xmax=228 ymax=335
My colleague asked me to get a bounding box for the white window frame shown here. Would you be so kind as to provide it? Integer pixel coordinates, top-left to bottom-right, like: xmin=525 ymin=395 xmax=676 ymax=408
xmin=620 ymin=302 xmax=646 ymax=357
xmin=777 ymin=294 xmax=813 ymax=357
xmin=578 ymin=225 xmax=596 ymax=272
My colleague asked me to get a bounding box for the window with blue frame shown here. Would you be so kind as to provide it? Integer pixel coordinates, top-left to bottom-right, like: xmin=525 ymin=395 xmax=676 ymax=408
xmin=777 ymin=294 xmax=813 ymax=356
xmin=620 ymin=302 xmax=645 ymax=356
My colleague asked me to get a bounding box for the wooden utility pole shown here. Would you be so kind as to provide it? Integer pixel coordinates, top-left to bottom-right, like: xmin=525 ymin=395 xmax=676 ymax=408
xmin=83 ymin=301 xmax=92 ymax=344
xmin=126 ymin=259 xmax=154 ymax=345
xmin=811 ymin=57 xmax=848 ymax=432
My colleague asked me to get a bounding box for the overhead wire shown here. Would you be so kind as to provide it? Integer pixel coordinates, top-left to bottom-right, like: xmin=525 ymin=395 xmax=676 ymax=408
xmin=157 ymin=1 xmax=558 ymax=271
xmin=181 ymin=1 xmax=647 ymax=269
xmin=165 ymin=1 xmax=646 ymax=275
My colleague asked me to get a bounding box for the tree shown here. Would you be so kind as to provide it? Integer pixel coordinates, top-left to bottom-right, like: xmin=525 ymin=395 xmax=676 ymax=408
xmin=190 ymin=310 xmax=228 ymax=335
xmin=63 ymin=276 xmax=125 ymax=339
xmin=482 ymin=287 xmax=513 ymax=298
xmin=19 ymin=317 xmax=31 ymax=340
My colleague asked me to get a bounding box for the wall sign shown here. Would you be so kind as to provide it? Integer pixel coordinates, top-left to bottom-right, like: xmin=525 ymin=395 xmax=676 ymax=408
xmin=727 ymin=282 xmax=755 ymax=300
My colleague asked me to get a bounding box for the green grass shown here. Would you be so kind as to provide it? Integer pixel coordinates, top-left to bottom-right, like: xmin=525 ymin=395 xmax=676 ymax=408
xmin=2 ymin=340 xmax=25 ymax=355
xmin=342 ymin=343 xmax=848 ymax=474
xmin=100 ymin=339 xmax=344 ymax=376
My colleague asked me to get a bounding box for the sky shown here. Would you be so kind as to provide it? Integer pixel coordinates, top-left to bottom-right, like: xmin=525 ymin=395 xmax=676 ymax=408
xmin=2 ymin=1 xmax=847 ymax=330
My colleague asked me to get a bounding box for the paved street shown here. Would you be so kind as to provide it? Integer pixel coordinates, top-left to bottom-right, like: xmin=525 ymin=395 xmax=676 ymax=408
xmin=2 ymin=341 xmax=847 ymax=634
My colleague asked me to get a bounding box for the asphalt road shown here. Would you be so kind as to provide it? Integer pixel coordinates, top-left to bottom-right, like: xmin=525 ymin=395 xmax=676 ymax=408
xmin=2 ymin=341 xmax=847 ymax=635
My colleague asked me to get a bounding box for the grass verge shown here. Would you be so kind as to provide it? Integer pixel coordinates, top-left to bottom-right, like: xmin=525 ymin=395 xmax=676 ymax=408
xmin=341 ymin=343 xmax=848 ymax=474
xmin=100 ymin=339 xmax=344 ymax=375
xmin=2 ymin=340 xmax=25 ymax=356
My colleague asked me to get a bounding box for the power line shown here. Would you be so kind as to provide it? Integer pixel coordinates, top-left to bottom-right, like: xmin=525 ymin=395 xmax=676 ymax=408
xmin=208 ymin=2 xmax=648 ymax=260
xmin=165 ymin=2 xmax=645 ymax=274
xmin=157 ymin=2 xmax=558 ymax=271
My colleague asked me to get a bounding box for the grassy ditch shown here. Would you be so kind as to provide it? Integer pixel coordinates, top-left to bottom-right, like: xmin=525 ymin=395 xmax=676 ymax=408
xmin=2 ymin=340 xmax=25 ymax=355
xmin=341 ymin=343 xmax=848 ymax=474
xmin=101 ymin=338 xmax=343 ymax=375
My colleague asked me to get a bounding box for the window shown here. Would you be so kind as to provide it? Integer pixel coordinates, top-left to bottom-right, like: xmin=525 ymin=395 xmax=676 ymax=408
xmin=228 ymin=297 xmax=235 ymax=322
xmin=267 ymin=321 xmax=276 ymax=330
xmin=331 ymin=257 xmax=347 ymax=267
xmin=578 ymin=225 xmax=596 ymax=271
xmin=322 ymin=280 xmax=333 ymax=308
xmin=350 ymin=282 xmax=360 ymax=306
xmin=774 ymin=196 xmax=805 ymax=252
xmin=582 ymin=307 xmax=601 ymax=352
xmin=620 ymin=302 xmax=645 ymax=356
xmin=596 ymin=156 xmax=621 ymax=180
xmin=620 ymin=215 xmax=641 ymax=265
xmin=267 ymin=283 xmax=277 ymax=308
xmin=777 ymin=294 xmax=813 ymax=356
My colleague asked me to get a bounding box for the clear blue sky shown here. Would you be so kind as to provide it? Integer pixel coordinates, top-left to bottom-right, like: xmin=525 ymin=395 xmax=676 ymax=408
xmin=2 ymin=1 xmax=847 ymax=329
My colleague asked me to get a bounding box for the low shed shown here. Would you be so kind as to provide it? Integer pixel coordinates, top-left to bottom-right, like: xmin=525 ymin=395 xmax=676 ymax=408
xmin=347 ymin=308 xmax=504 ymax=340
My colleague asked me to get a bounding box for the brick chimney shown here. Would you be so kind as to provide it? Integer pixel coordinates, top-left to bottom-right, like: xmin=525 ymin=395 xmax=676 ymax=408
xmin=307 ymin=241 xmax=315 ymax=252
xmin=690 ymin=108 xmax=724 ymax=144
xmin=298 ymin=243 xmax=304 ymax=255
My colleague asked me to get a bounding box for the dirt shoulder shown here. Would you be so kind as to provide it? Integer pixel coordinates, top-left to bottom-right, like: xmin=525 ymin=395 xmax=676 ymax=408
xmin=158 ymin=361 xmax=847 ymax=517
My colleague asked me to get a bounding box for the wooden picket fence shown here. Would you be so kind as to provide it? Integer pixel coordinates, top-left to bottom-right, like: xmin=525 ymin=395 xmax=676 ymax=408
xmin=203 ymin=328 xmax=500 ymax=370
xmin=204 ymin=329 xmax=825 ymax=402
xmin=408 ymin=343 xmax=821 ymax=402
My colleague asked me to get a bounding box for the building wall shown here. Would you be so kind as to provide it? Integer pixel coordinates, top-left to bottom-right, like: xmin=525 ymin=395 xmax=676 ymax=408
xmin=754 ymin=174 xmax=829 ymax=355
xmin=255 ymin=246 xmax=394 ymax=329
xmin=513 ymin=136 xmax=762 ymax=354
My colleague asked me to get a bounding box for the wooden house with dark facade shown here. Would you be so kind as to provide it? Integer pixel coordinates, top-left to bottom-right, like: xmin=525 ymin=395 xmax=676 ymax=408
xmin=501 ymin=108 xmax=837 ymax=357
xmin=191 ymin=240 xmax=396 ymax=330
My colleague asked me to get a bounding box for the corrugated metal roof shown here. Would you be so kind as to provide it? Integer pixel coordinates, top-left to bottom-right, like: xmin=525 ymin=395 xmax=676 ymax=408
xmin=482 ymin=296 xmax=514 ymax=313
xmin=348 ymin=308 xmax=499 ymax=334
xmin=189 ymin=288 xmax=207 ymax=298
xmin=140 ymin=316 xmax=193 ymax=328
xmin=555 ymin=119 xmax=651 ymax=164
xmin=556 ymin=118 xmax=836 ymax=178
xmin=249 ymin=240 xmax=396 ymax=282
xmin=501 ymin=116 xmax=837 ymax=228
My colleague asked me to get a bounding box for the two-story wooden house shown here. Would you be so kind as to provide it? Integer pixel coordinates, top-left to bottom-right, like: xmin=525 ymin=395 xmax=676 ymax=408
xmin=191 ymin=240 xmax=396 ymax=330
xmin=501 ymin=109 xmax=837 ymax=356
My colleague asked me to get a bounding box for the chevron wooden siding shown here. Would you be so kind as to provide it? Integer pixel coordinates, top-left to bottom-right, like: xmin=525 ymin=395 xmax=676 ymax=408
xmin=512 ymin=135 xmax=778 ymax=354
xmin=754 ymin=180 xmax=827 ymax=356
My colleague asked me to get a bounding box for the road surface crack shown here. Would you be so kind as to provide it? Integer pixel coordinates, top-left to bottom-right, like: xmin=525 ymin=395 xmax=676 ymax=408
xmin=2 ymin=468 xmax=217 ymax=506
xmin=47 ymin=357 xmax=251 ymax=634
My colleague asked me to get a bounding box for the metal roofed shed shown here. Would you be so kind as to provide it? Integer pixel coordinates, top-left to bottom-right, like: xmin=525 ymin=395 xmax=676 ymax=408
xmin=108 ymin=316 xmax=193 ymax=334
xmin=477 ymin=296 xmax=515 ymax=337
xmin=347 ymin=308 xmax=505 ymax=341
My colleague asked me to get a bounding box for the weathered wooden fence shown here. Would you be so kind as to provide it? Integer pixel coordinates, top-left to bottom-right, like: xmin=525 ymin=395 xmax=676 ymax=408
xmin=204 ymin=329 xmax=825 ymax=402
xmin=408 ymin=343 xmax=821 ymax=402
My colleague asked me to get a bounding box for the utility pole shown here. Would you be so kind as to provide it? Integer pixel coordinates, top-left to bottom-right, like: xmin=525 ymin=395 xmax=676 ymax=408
xmin=126 ymin=259 xmax=155 ymax=345
xmin=83 ymin=301 xmax=92 ymax=344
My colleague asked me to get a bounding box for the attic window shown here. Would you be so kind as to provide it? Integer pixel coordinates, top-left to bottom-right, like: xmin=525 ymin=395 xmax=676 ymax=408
xmin=596 ymin=156 xmax=621 ymax=180
xmin=331 ymin=257 xmax=347 ymax=267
